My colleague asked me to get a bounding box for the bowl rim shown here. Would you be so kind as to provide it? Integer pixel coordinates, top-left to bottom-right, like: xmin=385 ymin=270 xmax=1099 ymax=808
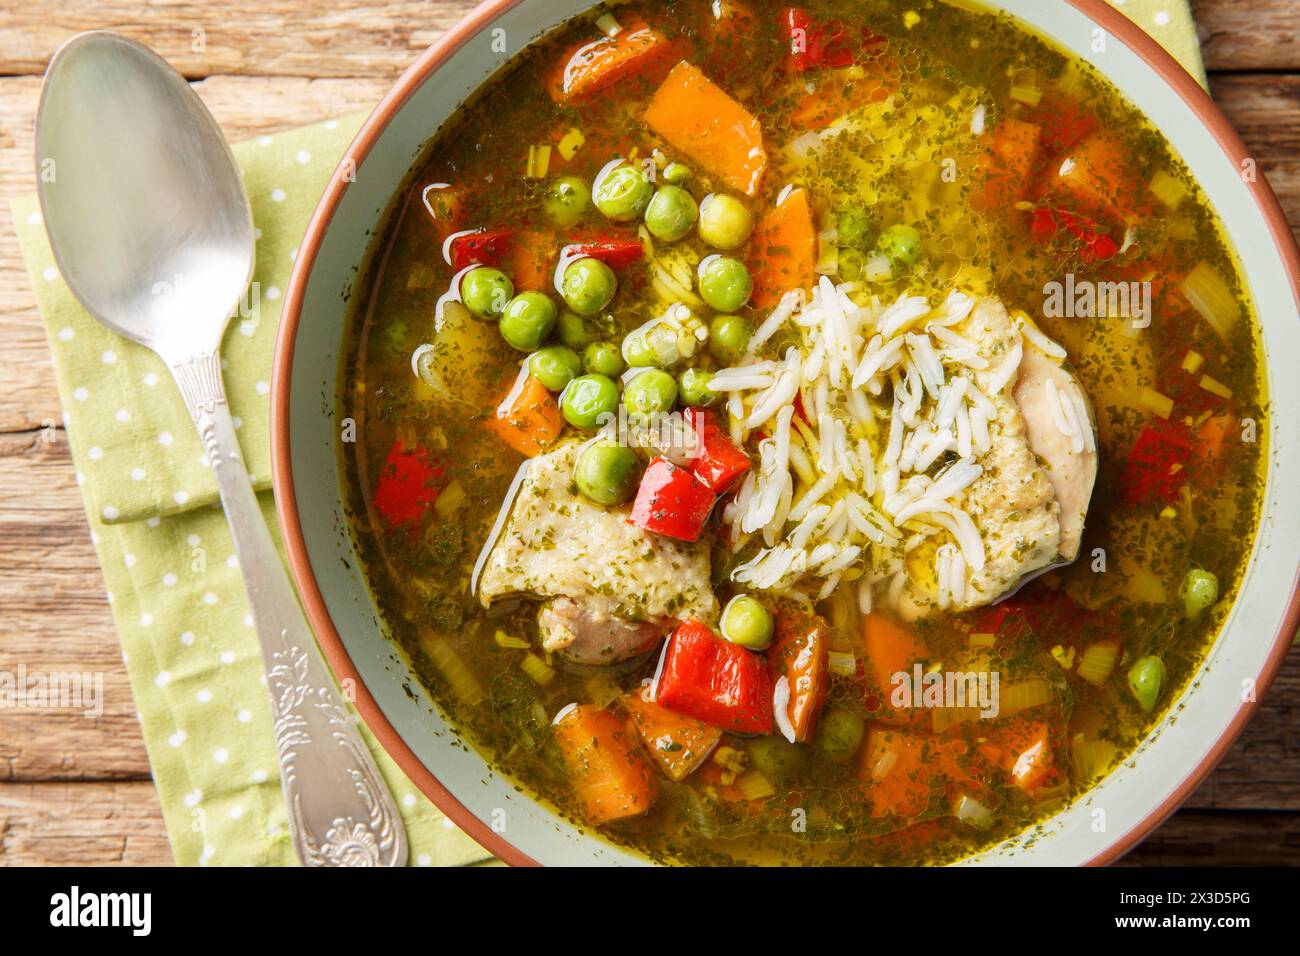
xmin=271 ymin=0 xmax=1300 ymax=868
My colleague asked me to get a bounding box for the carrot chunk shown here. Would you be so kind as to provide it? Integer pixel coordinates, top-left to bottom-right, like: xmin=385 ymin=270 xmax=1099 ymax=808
xmin=622 ymin=686 xmax=723 ymax=782
xmin=552 ymin=704 xmax=659 ymax=825
xmin=748 ymin=187 xmax=817 ymax=308
xmin=973 ymin=117 xmax=1042 ymax=213
xmin=644 ymin=61 xmax=768 ymax=196
xmin=545 ymin=15 xmax=673 ymax=103
xmin=769 ymin=609 xmax=829 ymax=742
xmin=978 ymin=719 xmax=1054 ymax=792
xmin=485 ymin=373 xmax=563 ymax=457
xmin=858 ymin=727 xmax=972 ymax=819
xmin=859 ymin=613 xmax=929 ymax=695
xmin=1047 ymin=131 xmax=1141 ymax=225
xmin=511 ymin=229 xmax=556 ymax=292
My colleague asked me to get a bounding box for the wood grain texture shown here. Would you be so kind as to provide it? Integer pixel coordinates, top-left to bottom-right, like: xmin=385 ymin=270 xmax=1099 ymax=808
xmin=0 ymin=781 xmax=171 ymax=865
xmin=1193 ymin=0 xmax=1300 ymax=73
xmin=0 ymin=0 xmax=1297 ymax=866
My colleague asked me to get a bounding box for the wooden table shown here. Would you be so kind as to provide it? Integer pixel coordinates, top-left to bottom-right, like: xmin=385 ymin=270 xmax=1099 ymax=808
xmin=0 ymin=0 xmax=1297 ymax=867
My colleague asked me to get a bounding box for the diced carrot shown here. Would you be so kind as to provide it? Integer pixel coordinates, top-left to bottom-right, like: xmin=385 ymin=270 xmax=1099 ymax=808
xmin=552 ymin=704 xmax=659 ymax=825
xmin=977 ymin=719 xmax=1054 ymax=792
xmin=973 ymin=118 xmax=1042 ymax=213
xmin=644 ymin=61 xmax=768 ymax=196
xmin=692 ymin=759 xmax=748 ymax=804
xmin=511 ymin=229 xmax=556 ymax=292
xmin=708 ymin=0 xmax=756 ymax=38
xmin=1047 ymin=131 xmax=1141 ymax=225
xmin=486 ymin=373 xmax=563 ymax=457
xmin=1192 ymin=413 xmax=1236 ymax=476
xmin=415 ymin=182 xmax=464 ymax=242
xmin=622 ymin=686 xmax=723 ymax=782
xmin=1025 ymin=92 xmax=1099 ymax=156
xmin=545 ymin=15 xmax=674 ymax=103
xmin=748 ymin=187 xmax=818 ymax=308
xmin=788 ymin=63 xmax=896 ymax=130
xmin=702 ymin=0 xmax=756 ymax=81
xmin=769 ymin=610 xmax=829 ymax=742
xmin=858 ymin=727 xmax=972 ymax=819
xmin=859 ymin=613 xmax=928 ymax=694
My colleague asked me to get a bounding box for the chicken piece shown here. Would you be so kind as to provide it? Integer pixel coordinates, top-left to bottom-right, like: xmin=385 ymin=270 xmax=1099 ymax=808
xmin=538 ymin=597 xmax=664 ymax=666
xmin=1013 ymin=347 xmax=1098 ymax=561
xmin=950 ymin=298 xmax=1064 ymax=609
xmin=477 ymin=441 xmax=718 ymax=663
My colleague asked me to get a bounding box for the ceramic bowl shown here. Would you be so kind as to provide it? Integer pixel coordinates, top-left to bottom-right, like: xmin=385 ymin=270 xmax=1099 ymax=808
xmin=272 ymin=0 xmax=1300 ymax=865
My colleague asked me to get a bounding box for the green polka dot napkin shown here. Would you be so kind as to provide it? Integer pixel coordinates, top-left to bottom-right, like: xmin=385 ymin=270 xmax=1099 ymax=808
xmin=9 ymin=2 xmax=1200 ymax=867
xmin=11 ymin=114 xmax=493 ymax=867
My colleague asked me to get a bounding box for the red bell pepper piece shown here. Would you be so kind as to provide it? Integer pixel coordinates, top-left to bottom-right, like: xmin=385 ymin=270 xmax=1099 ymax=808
xmin=564 ymin=238 xmax=645 ymax=270
xmin=373 ymin=440 xmax=444 ymax=531
xmin=449 ymin=228 xmax=513 ymax=271
xmin=628 ymin=457 xmax=716 ymax=542
xmin=654 ymin=619 xmax=774 ymax=734
xmin=781 ymin=6 xmax=881 ymax=71
xmin=1029 ymin=207 xmax=1119 ymax=264
xmin=683 ymin=407 xmax=752 ymax=494
xmin=1123 ymin=422 xmax=1194 ymax=505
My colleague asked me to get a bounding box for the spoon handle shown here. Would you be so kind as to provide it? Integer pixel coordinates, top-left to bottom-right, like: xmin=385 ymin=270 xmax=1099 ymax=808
xmin=171 ymin=353 xmax=408 ymax=867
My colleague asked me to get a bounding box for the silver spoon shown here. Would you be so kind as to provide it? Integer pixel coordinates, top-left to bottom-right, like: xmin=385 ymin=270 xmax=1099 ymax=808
xmin=36 ymin=31 xmax=407 ymax=867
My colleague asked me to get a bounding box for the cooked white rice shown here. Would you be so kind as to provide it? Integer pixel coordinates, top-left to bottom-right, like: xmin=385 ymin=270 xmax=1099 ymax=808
xmin=716 ymin=281 xmax=1070 ymax=612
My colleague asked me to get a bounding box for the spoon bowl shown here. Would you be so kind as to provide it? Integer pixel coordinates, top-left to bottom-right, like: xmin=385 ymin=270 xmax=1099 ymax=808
xmin=36 ymin=31 xmax=253 ymax=362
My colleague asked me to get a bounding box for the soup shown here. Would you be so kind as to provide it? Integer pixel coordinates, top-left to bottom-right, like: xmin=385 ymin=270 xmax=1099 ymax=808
xmin=340 ymin=0 xmax=1265 ymax=865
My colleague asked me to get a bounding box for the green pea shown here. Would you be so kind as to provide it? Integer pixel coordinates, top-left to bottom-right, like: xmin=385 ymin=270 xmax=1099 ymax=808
xmin=699 ymin=256 xmax=752 ymax=313
xmin=644 ymin=185 xmax=699 ymax=242
xmin=574 ymin=440 xmax=642 ymax=506
xmin=527 ymin=346 xmax=582 ymax=391
xmin=498 ymin=292 xmax=557 ymax=351
xmin=560 ymin=257 xmax=617 ymax=316
xmin=593 ymin=163 xmax=653 ymax=221
xmin=663 ymin=162 xmax=691 ymax=184
xmin=623 ymin=369 xmax=679 ymax=421
xmin=557 ymin=310 xmax=596 ymax=350
xmin=460 ymin=267 xmax=513 ymax=320
xmin=747 ymin=736 xmax=808 ymax=782
xmin=678 ymin=368 xmax=717 ymax=407
xmin=720 ymin=594 xmax=773 ymax=650
xmin=709 ymin=314 xmax=752 ymax=365
xmin=838 ymin=248 xmax=865 ymax=281
xmin=698 ymin=193 xmax=754 ymax=250
xmin=1127 ymin=655 xmax=1166 ymax=713
xmin=583 ymin=340 xmax=625 ymax=378
xmin=837 ymin=208 xmax=875 ymax=249
xmin=559 ymin=373 xmax=619 ymax=430
xmin=543 ymin=175 xmax=591 ymax=228
xmin=813 ymin=708 xmax=867 ymax=765
xmin=877 ymin=223 xmax=923 ymax=267
xmin=622 ymin=329 xmax=657 ymax=368
xmin=1181 ymin=568 xmax=1219 ymax=620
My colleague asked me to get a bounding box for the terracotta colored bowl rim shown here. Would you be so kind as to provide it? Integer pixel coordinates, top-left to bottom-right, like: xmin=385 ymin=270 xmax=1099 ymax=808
xmin=271 ymin=0 xmax=1300 ymax=867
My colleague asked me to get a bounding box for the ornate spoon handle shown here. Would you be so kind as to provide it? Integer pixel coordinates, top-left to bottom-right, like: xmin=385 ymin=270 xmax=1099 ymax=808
xmin=172 ymin=353 xmax=407 ymax=867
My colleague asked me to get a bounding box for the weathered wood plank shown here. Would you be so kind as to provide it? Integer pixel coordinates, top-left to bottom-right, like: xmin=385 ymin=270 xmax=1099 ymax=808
xmin=1 ymin=1 xmax=1297 ymax=78
xmin=0 ymin=781 xmax=171 ymax=865
xmin=1194 ymin=0 xmax=1300 ymax=73
xmin=1119 ymin=810 xmax=1300 ymax=866
xmin=0 ymin=1 xmax=463 ymax=79
xmin=0 ymin=431 xmax=153 ymax=780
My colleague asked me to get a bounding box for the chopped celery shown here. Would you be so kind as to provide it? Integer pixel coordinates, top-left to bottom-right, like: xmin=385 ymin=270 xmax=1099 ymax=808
xmin=1181 ymin=261 xmax=1241 ymax=341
